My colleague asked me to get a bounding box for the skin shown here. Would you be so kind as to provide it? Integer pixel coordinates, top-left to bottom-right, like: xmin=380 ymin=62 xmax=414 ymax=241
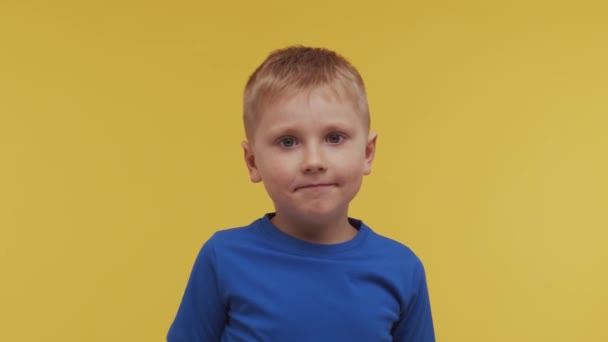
xmin=242 ymin=86 xmax=377 ymax=244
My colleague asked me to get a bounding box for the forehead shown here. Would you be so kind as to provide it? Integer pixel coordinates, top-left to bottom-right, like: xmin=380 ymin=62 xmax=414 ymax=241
xmin=257 ymin=86 xmax=366 ymax=128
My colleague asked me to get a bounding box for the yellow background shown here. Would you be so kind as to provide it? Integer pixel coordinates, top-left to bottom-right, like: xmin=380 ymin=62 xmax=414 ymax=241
xmin=1 ymin=0 xmax=607 ymax=341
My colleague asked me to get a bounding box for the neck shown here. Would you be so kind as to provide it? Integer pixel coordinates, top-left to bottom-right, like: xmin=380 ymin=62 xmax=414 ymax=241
xmin=270 ymin=211 xmax=357 ymax=244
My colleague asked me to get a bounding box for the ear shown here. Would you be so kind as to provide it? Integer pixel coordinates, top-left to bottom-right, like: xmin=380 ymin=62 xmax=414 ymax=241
xmin=363 ymin=131 xmax=377 ymax=175
xmin=242 ymin=141 xmax=262 ymax=183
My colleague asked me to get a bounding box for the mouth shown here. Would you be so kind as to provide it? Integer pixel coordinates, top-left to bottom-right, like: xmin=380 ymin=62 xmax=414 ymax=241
xmin=295 ymin=183 xmax=337 ymax=191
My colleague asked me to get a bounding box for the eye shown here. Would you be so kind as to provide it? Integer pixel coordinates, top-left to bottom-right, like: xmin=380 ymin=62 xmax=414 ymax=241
xmin=326 ymin=133 xmax=344 ymax=144
xmin=278 ymin=136 xmax=298 ymax=148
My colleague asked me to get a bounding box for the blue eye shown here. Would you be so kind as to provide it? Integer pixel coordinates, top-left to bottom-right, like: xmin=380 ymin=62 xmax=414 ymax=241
xmin=326 ymin=133 xmax=344 ymax=144
xmin=278 ymin=136 xmax=298 ymax=148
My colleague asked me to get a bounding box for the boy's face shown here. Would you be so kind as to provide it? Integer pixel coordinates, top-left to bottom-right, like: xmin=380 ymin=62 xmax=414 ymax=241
xmin=242 ymin=87 xmax=376 ymax=223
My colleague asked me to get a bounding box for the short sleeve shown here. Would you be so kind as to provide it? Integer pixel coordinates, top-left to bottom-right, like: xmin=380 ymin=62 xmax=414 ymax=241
xmin=167 ymin=237 xmax=226 ymax=342
xmin=391 ymin=258 xmax=435 ymax=342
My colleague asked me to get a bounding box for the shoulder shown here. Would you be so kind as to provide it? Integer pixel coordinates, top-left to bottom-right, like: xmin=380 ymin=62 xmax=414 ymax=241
xmin=210 ymin=224 xmax=255 ymax=242
xmin=198 ymin=221 xmax=261 ymax=254
xmin=366 ymin=226 xmax=421 ymax=259
xmin=202 ymin=216 xmax=265 ymax=244
xmin=194 ymin=217 xmax=272 ymax=264
xmin=360 ymin=223 xmax=426 ymax=273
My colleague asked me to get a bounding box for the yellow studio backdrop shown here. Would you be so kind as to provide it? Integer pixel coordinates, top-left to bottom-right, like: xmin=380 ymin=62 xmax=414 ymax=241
xmin=1 ymin=0 xmax=607 ymax=341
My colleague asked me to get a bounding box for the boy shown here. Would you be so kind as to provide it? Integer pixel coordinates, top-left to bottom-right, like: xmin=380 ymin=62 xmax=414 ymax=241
xmin=167 ymin=46 xmax=435 ymax=341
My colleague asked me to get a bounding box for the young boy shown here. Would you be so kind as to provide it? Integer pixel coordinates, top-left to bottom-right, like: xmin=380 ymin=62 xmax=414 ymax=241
xmin=167 ymin=46 xmax=435 ymax=341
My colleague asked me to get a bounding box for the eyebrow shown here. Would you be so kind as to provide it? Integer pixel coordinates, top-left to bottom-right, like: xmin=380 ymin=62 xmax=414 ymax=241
xmin=266 ymin=121 xmax=354 ymax=136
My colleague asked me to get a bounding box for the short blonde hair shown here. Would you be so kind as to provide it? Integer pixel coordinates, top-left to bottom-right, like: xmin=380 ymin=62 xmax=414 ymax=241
xmin=243 ymin=46 xmax=369 ymax=140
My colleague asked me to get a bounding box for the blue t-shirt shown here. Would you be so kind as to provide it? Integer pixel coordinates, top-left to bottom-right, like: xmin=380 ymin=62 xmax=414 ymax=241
xmin=168 ymin=214 xmax=435 ymax=341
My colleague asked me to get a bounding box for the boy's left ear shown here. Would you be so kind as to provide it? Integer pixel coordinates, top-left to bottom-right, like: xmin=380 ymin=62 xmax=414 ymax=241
xmin=363 ymin=131 xmax=378 ymax=175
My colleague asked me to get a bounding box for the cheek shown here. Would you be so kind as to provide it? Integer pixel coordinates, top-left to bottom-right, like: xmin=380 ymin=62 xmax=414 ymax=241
xmin=331 ymin=147 xmax=367 ymax=173
xmin=259 ymin=153 xmax=297 ymax=181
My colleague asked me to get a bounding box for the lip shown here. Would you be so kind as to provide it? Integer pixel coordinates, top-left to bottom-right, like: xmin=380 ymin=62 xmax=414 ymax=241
xmin=296 ymin=183 xmax=336 ymax=191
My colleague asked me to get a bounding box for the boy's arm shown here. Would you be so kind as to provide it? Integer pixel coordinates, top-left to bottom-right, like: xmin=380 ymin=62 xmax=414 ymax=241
xmin=391 ymin=258 xmax=435 ymax=342
xmin=167 ymin=237 xmax=226 ymax=342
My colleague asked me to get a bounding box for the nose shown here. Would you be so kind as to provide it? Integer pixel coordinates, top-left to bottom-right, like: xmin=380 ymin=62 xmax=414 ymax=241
xmin=301 ymin=143 xmax=327 ymax=173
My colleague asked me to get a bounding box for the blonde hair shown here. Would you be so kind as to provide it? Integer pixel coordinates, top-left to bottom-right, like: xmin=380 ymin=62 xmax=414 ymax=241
xmin=243 ymin=46 xmax=369 ymax=140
